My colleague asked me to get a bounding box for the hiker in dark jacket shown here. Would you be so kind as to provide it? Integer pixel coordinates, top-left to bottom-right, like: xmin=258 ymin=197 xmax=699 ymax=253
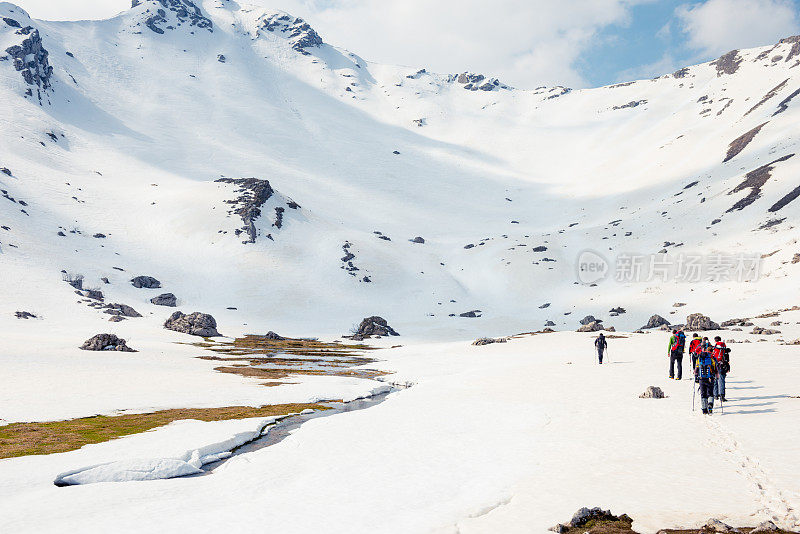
xmin=668 ymin=328 xmax=686 ymax=380
xmin=712 ymin=336 xmax=729 ymax=402
xmin=595 ymin=333 xmax=608 ymax=364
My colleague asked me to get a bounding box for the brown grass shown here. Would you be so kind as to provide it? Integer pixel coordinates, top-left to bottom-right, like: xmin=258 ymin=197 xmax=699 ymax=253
xmin=0 ymin=403 xmax=331 ymax=459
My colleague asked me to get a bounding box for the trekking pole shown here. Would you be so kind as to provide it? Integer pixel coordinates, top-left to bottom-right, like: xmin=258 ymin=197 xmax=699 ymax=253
xmin=692 ymin=376 xmax=696 ymax=412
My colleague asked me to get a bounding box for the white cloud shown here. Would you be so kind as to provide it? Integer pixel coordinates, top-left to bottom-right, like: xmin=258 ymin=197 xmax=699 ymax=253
xmin=676 ymin=0 xmax=800 ymax=56
xmin=259 ymin=0 xmax=654 ymax=89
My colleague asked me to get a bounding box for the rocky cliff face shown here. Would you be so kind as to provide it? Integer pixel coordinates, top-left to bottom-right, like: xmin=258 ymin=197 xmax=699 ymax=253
xmin=258 ymin=13 xmax=323 ymax=55
xmin=2 ymin=23 xmax=53 ymax=104
xmin=132 ymin=0 xmax=213 ymax=34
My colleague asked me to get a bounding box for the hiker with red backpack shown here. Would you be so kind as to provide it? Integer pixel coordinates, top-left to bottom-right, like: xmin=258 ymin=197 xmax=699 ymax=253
xmin=668 ymin=328 xmax=686 ymax=380
xmin=689 ymin=333 xmax=702 ymax=370
xmin=695 ymin=337 xmax=717 ymax=415
xmin=712 ymin=336 xmax=730 ymax=402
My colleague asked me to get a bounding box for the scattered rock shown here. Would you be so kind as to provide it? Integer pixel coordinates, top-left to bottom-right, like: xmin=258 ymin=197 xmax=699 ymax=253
xmin=751 ymin=327 xmax=780 ymax=335
xmin=14 ymin=311 xmax=36 ymax=319
xmin=150 ymin=293 xmax=177 ymax=307
xmin=545 ymin=320 xmax=556 ymax=327
xmin=215 ymin=177 xmax=275 ymax=244
xmin=473 ymin=337 xmax=508 ymax=346
xmin=609 ymin=307 xmax=626 ymax=314
xmin=409 ymin=236 xmax=425 ymax=244
xmin=80 ymin=289 xmax=104 ymax=301
xmin=80 ymin=334 xmax=136 ymax=352
xmin=752 ymin=520 xmax=779 ymax=533
xmin=103 ymin=303 xmax=142 ymax=318
xmin=686 ymin=313 xmax=720 ymax=331
xmin=639 ymin=386 xmax=666 ymax=399
xmin=93 ymin=233 xmax=106 ymax=239
xmin=792 ymin=253 xmax=800 ymax=264
xmin=673 ymin=302 xmax=687 ymax=307
xmin=642 ymin=314 xmax=670 ymax=329
xmin=164 ymin=311 xmax=220 ymax=337
xmin=539 ymin=303 xmax=551 ymax=309
xmin=704 ymin=518 xmax=740 ymax=533
xmin=262 ymin=331 xmax=286 ymax=340
xmin=459 ymin=310 xmax=482 ymax=318
xmin=579 ymin=315 xmax=600 ymax=325
xmin=568 ymin=507 xmax=620 ymax=528
xmin=131 ymin=275 xmax=161 ymax=289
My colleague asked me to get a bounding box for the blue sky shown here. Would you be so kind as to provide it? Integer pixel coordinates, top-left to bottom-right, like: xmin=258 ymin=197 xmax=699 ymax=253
xmin=13 ymin=0 xmax=800 ymax=88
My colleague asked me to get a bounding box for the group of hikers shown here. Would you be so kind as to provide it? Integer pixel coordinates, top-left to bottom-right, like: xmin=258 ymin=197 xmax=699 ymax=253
xmin=594 ymin=329 xmax=731 ymax=415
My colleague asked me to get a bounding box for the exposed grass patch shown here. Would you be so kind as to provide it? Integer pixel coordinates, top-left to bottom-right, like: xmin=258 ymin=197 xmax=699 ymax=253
xmin=0 ymin=403 xmax=330 ymax=459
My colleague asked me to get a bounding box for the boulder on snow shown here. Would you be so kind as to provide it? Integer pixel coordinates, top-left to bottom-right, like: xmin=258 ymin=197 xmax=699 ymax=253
xmin=15 ymin=311 xmax=37 ymax=319
xmin=579 ymin=315 xmax=600 ymax=325
xmin=353 ymin=316 xmax=399 ymax=338
xmin=686 ymin=313 xmax=720 ymax=331
xmin=752 ymin=326 xmax=780 ymax=335
xmin=544 ymin=320 xmax=556 ymax=327
xmin=459 ymin=310 xmax=482 ymax=318
xmin=263 ymin=331 xmax=286 ymax=340
xmin=80 ymin=334 xmax=136 ymax=352
xmin=639 ymin=386 xmax=666 ymax=399
xmin=409 ymin=236 xmax=425 ymax=244
xmin=568 ymin=507 xmax=620 ymax=528
xmin=577 ymin=321 xmax=603 ymax=332
xmin=164 ymin=311 xmax=220 ymax=337
xmin=102 ymin=303 xmax=142 ymax=318
xmin=150 ymin=293 xmax=177 ymax=307
xmin=642 ymin=314 xmax=670 ymax=329
xmin=609 ymin=307 xmax=626 ymax=315
xmin=130 ymin=275 xmax=161 ymax=289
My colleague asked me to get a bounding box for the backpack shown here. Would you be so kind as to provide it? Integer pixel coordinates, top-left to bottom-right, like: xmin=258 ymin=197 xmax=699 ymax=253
xmin=720 ymin=347 xmax=731 ymax=374
xmin=677 ymin=331 xmax=686 ymax=350
xmin=689 ymin=338 xmax=701 ymax=354
xmin=697 ymin=354 xmax=714 ymax=379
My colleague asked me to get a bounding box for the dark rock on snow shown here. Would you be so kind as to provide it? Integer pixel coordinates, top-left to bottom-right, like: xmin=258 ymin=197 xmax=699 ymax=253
xmin=353 ymin=316 xmax=399 ymax=338
xmin=131 ymin=275 xmax=161 ymax=289
xmin=15 ymin=311 xmax=36 ymax=319
xmin=164 ymin=311 xmax=221 ymax=337
xmin=215 ymin=177 xmax=275 ymax=244
xmin=262 ymin=331 xmax=286 ymax=340
xmin=577 ymin=321 xmax=603 ymax=332
xmin=80 ymin=333 xmax=136 ymax=352
xmin=459 ymin=310 xmax=482 ymax=318
xmin=579 ymin=315 xmax=601 ymax=325
xmin=409 ymin=236 xmax=425 ymax=244
xmin=150 ymin=293 xmax=177 ymax=307
xmin=103 ymin=303 xmax=142 ymax=318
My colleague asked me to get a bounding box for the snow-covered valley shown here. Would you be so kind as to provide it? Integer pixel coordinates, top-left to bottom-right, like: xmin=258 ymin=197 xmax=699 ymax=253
xmin=2 ymin=0 xmax=800 ymax=531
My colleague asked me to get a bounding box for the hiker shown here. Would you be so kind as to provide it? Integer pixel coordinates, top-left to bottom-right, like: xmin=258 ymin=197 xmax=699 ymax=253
xmin=712 ymin=336 xmax=729 ymax=402
xmin=695 ymin=340 xmax=717 ymax=415
xmin=689 ymin=333 xmax=702 ymax=370
xmin=595 ymin=332 xmax=608 ymax=364
xmin=668 ymin=328 xmax=686 ymax=380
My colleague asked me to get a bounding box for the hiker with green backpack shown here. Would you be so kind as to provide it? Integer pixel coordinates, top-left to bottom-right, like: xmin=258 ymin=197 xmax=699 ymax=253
xmin=668 ymin=328 xmax=686 ymax=380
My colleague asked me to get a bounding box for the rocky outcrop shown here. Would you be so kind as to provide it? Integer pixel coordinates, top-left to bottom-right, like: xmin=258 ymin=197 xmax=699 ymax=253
xmin=641 ymin=314 xmax=670 ymax=329
xmin=727 ymin=154 xmax=795 ymax=212
xmin=216 ymin=178 xmax=274 ymax=244
xmin=137 ymin=0 xmax=213 ymax=35
xmin=459 ymin=310 xmax=482 ymax=318
xmin=454 ymin=72 xmax=510 ymax=91
xmin=352 ymin=316 xmax=399 ymax=339
xmin=15 ymin=311 xmax=36 ymax=319
xmin=686 ymin=313 xmax=720 ymax=331
xmin=712 ymin=49 xmax=742 ymax=76
xmin=752 ymin=326 xmax=780 ymax=335
xmin=164 ymin=311 xmax=220 ymax=337
xmin=131 ymin=275 xmax=161 ymax=289
xmin=4 ymin=27 xmax=53 ymax=103
xmin=639 ymin=386 xmax=666 ymax=399
xmin=80 ymin=334 xmax=136 ymax=352
xmin=150 ymin=293 xmax=177 ymax=307
xmin=409 ymin=236 xmax=425 ymax=244
xmin=577 ymin=321 xmax=603 ymax=332
xmin=262 ymin=331 xmax=286 ymax=340
xmin=259 ymin=13 xmax=322 ymax=55
xmin=579 ymin=315 xmax=600 ymax=325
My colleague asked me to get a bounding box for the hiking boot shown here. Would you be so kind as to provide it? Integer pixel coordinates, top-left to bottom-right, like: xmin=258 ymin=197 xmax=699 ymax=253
xmin=702 ymin=409 xmax=708 ymax=414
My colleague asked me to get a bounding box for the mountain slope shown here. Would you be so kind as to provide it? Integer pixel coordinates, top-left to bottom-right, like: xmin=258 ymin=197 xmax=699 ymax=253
xmin=1 ymin=0 xmax=800 ymax=340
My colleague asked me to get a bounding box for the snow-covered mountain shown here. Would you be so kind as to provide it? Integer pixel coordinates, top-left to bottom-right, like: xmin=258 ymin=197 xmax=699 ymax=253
xmin=2 ymin=0 xmax=800 ymax=339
